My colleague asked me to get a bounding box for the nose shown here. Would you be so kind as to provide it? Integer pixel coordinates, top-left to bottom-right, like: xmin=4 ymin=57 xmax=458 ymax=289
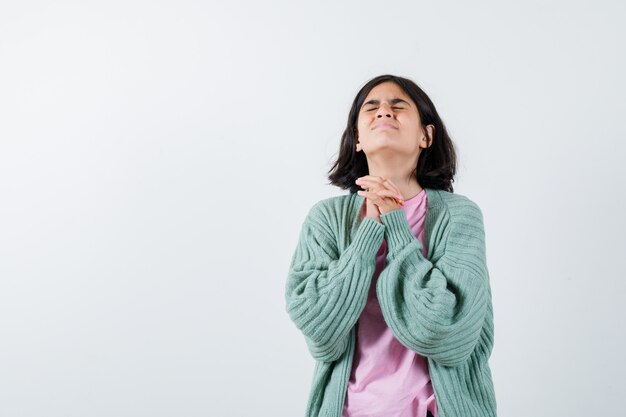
xmin=375 ymin=103 xmax=394 ymax=119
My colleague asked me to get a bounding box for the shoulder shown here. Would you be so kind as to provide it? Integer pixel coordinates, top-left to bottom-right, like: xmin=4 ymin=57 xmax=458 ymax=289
xmin=433 ymin=189 xmax=484 ymax=225
xmin=306 ymin=194 xmax=352 ymax=222
xmin=299 ymin=193 xmax=353 ymax=236
xmin=429 ymin=190 xmax=484 ymax=234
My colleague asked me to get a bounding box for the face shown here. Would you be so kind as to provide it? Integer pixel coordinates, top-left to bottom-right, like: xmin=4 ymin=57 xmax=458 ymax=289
xmin=355 ymin=81 xmax=433 ymax=157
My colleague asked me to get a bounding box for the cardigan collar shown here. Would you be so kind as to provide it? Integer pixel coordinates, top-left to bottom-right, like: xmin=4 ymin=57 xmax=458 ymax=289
xmin=348 ymin=187 xmax=444 ymax=257
xmin=350 ymin=187 xmax=443 ymax=224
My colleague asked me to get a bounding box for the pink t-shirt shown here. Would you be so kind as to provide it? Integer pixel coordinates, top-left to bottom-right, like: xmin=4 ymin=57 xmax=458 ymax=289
xmin=342 ymin=189 xmax=437 ymax=417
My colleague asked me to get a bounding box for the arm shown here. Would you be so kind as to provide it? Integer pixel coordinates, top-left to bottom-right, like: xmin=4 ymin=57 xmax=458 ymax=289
xmin=285 ymin=203 xmax=385 ymax=362
xmin=377 ymin=202 xmax=489 ymax=367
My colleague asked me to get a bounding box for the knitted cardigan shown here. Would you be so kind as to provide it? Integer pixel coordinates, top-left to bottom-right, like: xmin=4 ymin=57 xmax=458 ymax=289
xmin=285 ymin=188 xmax=497 ymax=417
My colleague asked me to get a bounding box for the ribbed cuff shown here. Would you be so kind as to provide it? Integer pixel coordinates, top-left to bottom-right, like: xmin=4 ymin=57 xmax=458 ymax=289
xmin=350 ymin=216 xmax=385 ymax=258
xmin=380 ymin=208 xmax=419 ymax=253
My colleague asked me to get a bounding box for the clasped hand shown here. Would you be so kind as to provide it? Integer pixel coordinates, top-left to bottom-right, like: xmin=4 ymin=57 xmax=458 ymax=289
xmin=355 ymin=176 xmax=405 ymax=219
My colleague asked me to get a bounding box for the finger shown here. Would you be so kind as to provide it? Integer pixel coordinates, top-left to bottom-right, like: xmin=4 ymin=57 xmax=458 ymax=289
xmin=377 ymin=192 xmax=405 ymax=206
xmin=357 ymin=190 xmax=384 ymax=203
xmin=356 ymin=178 xmax=384 ymax=189
xmin=371 ymin=189 xmax=403 ymax=201
xmin=357 ymin=189 xmax=404 ymax=206
xmin=356 ymin=179 xmax=377 ymax=192
xmin=358 ymin=178 xmax=403 ymax=200
xmin=356 ymin=181 xmax=383 ymax=195
xmin=356 ymin=175 xmax=385 ymax=187
xmin=382 ymin=179 xmax=404 ymax=201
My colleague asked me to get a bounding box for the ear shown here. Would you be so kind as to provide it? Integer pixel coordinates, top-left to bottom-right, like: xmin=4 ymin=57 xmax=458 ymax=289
xmin=422 ymin=124 xmax=435 ymax=148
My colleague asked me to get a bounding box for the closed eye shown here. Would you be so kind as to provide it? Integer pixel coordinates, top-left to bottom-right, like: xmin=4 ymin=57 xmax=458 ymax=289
xmin=365 ymin=106 xmax=403 ymax=111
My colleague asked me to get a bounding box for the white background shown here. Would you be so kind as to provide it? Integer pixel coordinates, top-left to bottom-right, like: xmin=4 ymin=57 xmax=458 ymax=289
xmin=1 ymin=1 xmax=625 ymax=416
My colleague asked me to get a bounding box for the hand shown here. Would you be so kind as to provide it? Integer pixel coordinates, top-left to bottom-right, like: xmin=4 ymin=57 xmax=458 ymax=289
xmin=364 ymin=196 xmax=382 ymax=223
xmin=355 ymin=176 xmax=405 ymax=216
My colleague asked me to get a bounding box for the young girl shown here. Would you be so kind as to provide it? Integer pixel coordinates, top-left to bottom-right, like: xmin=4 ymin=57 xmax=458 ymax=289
xmin=285 ymin=74 xmax=497 ymax=417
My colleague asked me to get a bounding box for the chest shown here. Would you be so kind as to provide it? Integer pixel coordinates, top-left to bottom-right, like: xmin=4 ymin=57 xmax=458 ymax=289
xmin=339 ymin=201 xmax=446 ymax=263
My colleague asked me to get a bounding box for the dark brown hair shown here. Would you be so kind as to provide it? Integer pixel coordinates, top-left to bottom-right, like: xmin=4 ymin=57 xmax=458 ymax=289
xmin=327 ymin=74 xmax=457 ymax=193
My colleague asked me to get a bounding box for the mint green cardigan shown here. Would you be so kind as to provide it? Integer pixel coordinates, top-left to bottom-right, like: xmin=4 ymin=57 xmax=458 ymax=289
xmin=285 ymin=188 xmax=497 ymax=417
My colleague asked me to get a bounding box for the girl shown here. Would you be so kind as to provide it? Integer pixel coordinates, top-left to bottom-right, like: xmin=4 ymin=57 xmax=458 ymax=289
xmin=285 ymin=74 xmax=497 ymax=417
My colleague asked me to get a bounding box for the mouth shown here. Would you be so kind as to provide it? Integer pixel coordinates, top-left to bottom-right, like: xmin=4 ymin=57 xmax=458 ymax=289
xmin=373 ymin=124 xmax=398 ymax=130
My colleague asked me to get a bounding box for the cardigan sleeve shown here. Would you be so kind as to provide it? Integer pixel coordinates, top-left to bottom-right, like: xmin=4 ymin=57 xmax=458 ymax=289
xmin=377 ymin=201 xmax=489 ymax=367
xmin=285 ymin=202 xmax=385 ymax=363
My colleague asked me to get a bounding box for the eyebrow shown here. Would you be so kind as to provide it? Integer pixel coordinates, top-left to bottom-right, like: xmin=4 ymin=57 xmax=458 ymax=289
xmin=361 ymin=98 xmax=411 ymax=108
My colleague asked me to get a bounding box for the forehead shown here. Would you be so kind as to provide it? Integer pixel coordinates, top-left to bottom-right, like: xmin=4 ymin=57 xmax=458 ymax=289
xmin=364 ymin=81 xmax=409 ymax=100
